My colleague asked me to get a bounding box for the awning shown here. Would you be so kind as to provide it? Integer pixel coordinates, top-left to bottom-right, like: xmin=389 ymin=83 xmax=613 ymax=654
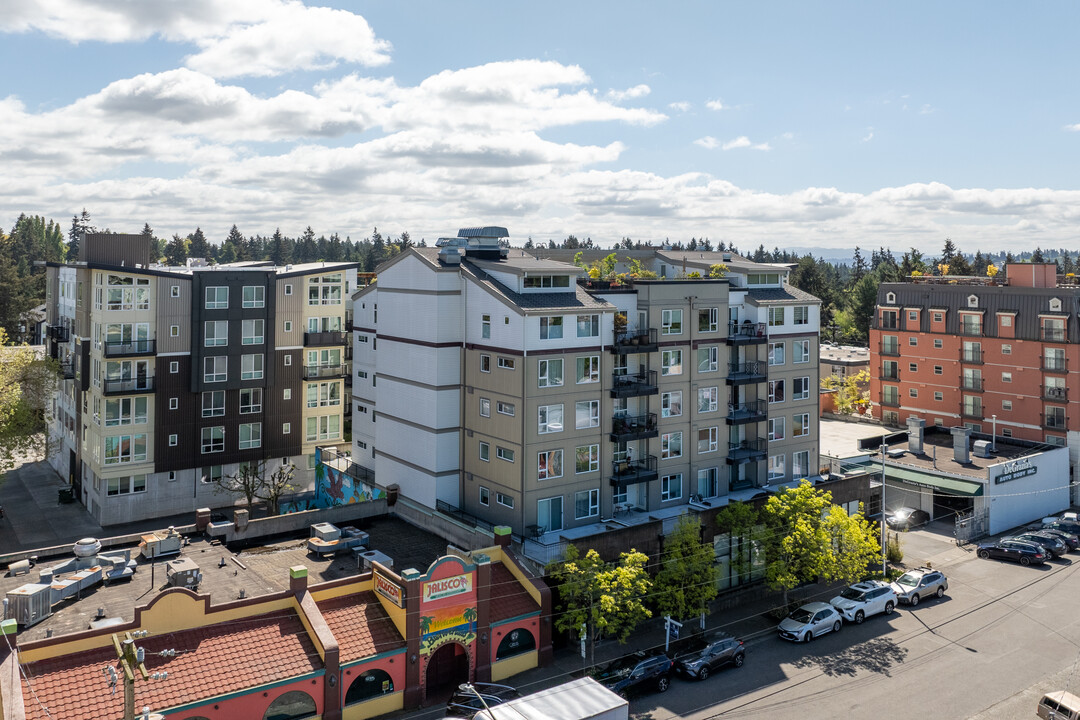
xmin=885 ymin=466 xmax=984 ymax=497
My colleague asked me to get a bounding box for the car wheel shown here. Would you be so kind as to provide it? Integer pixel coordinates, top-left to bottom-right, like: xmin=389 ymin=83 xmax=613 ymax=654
xmin=698 ymin=666 xmax=709 ymax=681
xmin=803 ymin=630 xmax=813 ymax=643
xmin=854 ymin=610 xmax=865 ymax=624
xmin=978 ymin=549 xmax=990 ymax=559
xmin=658 ymin=677 xmax=670 ymax=693
xmin=935 ymin=586 xmax=944 ymax=599
xmin=733 ymin=653 xmax=744 ymax=668
xmin=885 ymin=601 xmax=894 ymax=614
xmin=1020 ymin=556 xmax=1031 ymax=566
xmin=910 ymin=594 xmax=920 ymax=607
xmin=832 ymin=620 xmax=841 ymax=633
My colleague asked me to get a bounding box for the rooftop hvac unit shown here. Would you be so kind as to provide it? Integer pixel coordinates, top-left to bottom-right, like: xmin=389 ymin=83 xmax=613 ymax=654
xmin=5 ymin=583 xmax=52 ymax=627
xmin=973 ymin=440 xmax=993 ymax=458
xmin=358 ymin=549 xmax=393 ymax=572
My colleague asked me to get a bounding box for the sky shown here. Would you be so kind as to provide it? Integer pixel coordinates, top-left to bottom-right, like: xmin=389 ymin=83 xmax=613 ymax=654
xmin=2 ymin=1 xmax=1079 ymax=253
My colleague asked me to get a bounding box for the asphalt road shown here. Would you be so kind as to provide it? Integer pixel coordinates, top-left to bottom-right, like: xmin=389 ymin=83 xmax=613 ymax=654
xmin=626 ymin=541 xmax=1080 ymax=720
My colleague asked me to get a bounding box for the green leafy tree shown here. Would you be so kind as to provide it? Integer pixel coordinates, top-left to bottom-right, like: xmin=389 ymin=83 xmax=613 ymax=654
xmin=708 ymin=263 xmax=728 ymax=278
xmin=715 ymin=501 xmax=764 ymax=586
xmin=762 ymin=480 xmax=834 ymax=607
xmin=821 ymin=368 xmax=870 ymax=415
xmin=825 ymin=503 xmax=883 ymax=584
xmin=0 ymin=329 xmax=58 ymax=478
xmin=625 ymin=257 xmax=658 ymax=279
xmin=654 ymin=516 xmax=718 ymax=621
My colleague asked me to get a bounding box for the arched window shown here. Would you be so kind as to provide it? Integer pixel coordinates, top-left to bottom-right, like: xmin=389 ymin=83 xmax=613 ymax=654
xmin=264 ymin=690 xmax=317 ymax=720
xmin=495 ymin=628 xmax=536 ymax=660
xmin=345 ymin=668 xmax=395 ymax=705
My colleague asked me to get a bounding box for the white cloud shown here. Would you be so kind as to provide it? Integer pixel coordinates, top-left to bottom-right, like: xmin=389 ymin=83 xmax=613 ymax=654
xmin=606 ymin=84 xmax=651 ymax=102
xmin=861 ymin=129 xmax=874 ymax=143
xmin=719 ymin=136 xmax=769 ymax=151
xmin=706 ymin=99 xmax=726 ymax=111
xmin=668 ymin=101 xmax=691 ymax=112
xmin=919 ymin=104 xmax=935 ymax=115
xmin=1066 ymin=123 xmax=1080 ymax=132
xmin=694 ymin=136 xmax=719 ymax=149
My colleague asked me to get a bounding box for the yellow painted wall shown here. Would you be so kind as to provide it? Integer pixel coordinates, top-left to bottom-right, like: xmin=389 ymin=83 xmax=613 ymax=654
xmin=309 ymin=578 xmax=374 ymax=603
xmin=475 ymin=546 xmax=542 ymax=607
xmin=491 ymin=650 xmax=538 ymax=682
xmin=342 ymin=692 xmax=404 ymax=720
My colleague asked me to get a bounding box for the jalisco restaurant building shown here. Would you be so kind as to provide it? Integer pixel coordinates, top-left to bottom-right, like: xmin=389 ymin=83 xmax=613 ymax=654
xmin=4 ymin=528 xmax=550 ymax=720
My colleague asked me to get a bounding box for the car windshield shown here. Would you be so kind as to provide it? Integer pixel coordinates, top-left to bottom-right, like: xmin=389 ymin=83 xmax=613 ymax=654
xmin=595 ymin=657 xmax=638 ymax=679
xmin=839 ymin=588 xmax=867 ymax=601
xmin=788 ymin=609 xmax=813 ymax=623
xmin=895 ymin=573 xmax=919 ymax=588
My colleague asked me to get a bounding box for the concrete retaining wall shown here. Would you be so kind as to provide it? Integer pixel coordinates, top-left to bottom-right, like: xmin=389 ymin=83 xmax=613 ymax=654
xmin=390 ymin=496 xmax=494 ymax=550
xmin=207 ymin=500 xmax=388 ymax=545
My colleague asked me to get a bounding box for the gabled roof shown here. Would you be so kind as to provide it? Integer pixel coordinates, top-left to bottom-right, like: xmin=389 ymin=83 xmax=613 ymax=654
xmin=489 ymin=563 xmax=540 ymax=623
xmin=316 ymin=591 xmax=405 ymax=663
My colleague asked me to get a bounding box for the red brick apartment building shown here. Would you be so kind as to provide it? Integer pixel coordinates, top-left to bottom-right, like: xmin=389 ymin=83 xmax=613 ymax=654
xmin=869 ymin=263 xmax=1078 ymax=459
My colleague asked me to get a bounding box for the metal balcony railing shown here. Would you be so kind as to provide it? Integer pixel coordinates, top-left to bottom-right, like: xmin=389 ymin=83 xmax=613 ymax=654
xmin=1043 ymin=357 xmax=1067 ymax=372
xmin=610 ymin=370 xmax=658 ymax=398
xmin=961 ymin=377 xmax=984 ymax=392
xmin=610 ymin=454 xmax=658 ymax=486
xmin=727 ymin=361 xmax=767 ymax=384
xmin=727 ymin=322 xmax=767 ymax=344
xmin=727 ymin=438 xmax=767 ymax=464
xmin=104 ymin=339 xmax=156 ymax=357
xmin=726 ymin=400 xmax=767 ymax=424
xmin=612 ymin=328 xmax=658 ymax=353
xmin=960 ymin=324 xmax=983 ymax=337
xmin=1044 ymin=386 xmax=1068 ymax=402
xmin=304 ymin=364 xmax=344 ymax=380
xmin=1041 ymin=327 xmax=1067 ymax=343
xmin=879 ymin=342 xmax=900 ymax=357
xmin=882 ymin=366 xmax=900 ymax=381
xmin=1043 ymin=415 xmax=1067 ymax=430
xmin=103 ymin=377 xmax=155 ymax=395
xmin=960 ymin=349 xmax=984 ymax=364
xmin=880 ymin=395 xmax=901 ymax=407
xmin=60 ymin=362 xmax=75 ymax=380
xmin=609 ymin=412 xmax=658 ymax=442
xmin=304 ymin=331 xmax=347 ymax=347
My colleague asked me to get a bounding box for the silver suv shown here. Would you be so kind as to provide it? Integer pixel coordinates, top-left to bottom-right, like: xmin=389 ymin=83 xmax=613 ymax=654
xmin=890 ymin=567 xmax=948 ymax=606
xmin=829 ymin=580 xmax=897 ymax=624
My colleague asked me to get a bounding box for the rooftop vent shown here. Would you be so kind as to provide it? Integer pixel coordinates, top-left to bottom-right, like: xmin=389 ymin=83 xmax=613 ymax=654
xmin=723 ymin=253 xmax=732 ymax=262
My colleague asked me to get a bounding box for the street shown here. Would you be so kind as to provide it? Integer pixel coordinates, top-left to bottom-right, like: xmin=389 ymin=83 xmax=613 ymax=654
xmin=628 ymin=539 xmax=1080 ymax=720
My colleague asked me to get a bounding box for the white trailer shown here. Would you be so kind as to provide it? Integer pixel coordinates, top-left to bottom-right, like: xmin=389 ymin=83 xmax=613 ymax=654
xmin=474 ymin=677 xmax=628 ymax=720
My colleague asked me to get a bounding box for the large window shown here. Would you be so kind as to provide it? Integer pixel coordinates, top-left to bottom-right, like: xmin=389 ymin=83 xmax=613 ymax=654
xmin=538 ymin=450 xmax=563 ymax=480
xmin=264 ymin=691 xmax=317 ymax=720
xmin=575 ymin=400 xmax=600 ymax=429
xmin=241 ymin=354 xmax=264 ymax=380
xmin=768 ymin=454 xmax=786 ymax=480
xmin=205 ymin=286 xmax=228 ymax=309
xmin=698 ymin=426 xmax=718 ymax=453
xmin=202 ymin=390 xmax=225 ymax=417
xmin=106 ymin=475 xmax=147 ymax=496
xmin=242 ymin=285 xmax=265 ymax=308
xmin=793 ymin=413 xmax=810 ymax=437
xmin=240 ymin=388 xmax=263 ymax=414
xmin=577 ymin=314 xmax=599 ymax=337
xmin=768 ymin=417 xmax=786 ymax=441
xmin=697 ymin=468 xmax=718 ymax=499
xmin=307 ymin=348 xmax=341 ymax=368
xmin=539 ymin=316 xmax=563 ymax=340
xmin=697 ymin=346 xmax=718 ymax=373
xmin=524 ymin=275 xmax=570 ymax=288
xmin=537 ymin=497 xmax=563 ymax=533
xmin=576 ymin=444 xmax=599 ymax=473
xmin=344 ymin=669 xmax=394 ymax=706
xmin=576 ymin=356 xmax=599 ymax=384
xmin=793 ymin=339 xmax=810 ymax=363
xmin=699 ymin=307 xmax=719 ymax=332
xmin=306 ymin=381 xmax=341 ymax=407
xmin=661 ymin=474 xmax=682 ymax=502
xmin=104 ymin=434 xmax=147 ymax=464
xmin=661 ymin=431 xmax=682 ymax=459
xmin=105 ymin=275 xmax=151 ymax=311
xmin=242 ymin=319 xmax=264 ymax=345
xmin=661 ymin=391 xmax=682 ymax=418
xmin=793 ymin=450 xmax=810 ymax=478
xmin=769 ymin=379 xmax=785 ymax=403
xmin=538 ymin=359 xmax=563 ymax=387
xmin=481 ymin=314 xmax=491 ymax=339
xmin=768 ymin=307 xmax=784 ymax=326
xmin=768 ymin=342 xmax=785 ymax=366
xmin=105 ymin=397 xmax=147 ymax=427
xmin=204 ymin=320 xmax=228 ymax=347
xmin=308 ymin=274 xmax=343 ymax=305
xmin=239 ymin=423 xmax=262 ymax=449
xmin=201 ymin=426 xmax=224 ymax=453
xmin=698 ymin=387 xmax=718 ymax=413
xmin=794 ymin=306 xmax=809 ymax=325
xmin=662 ymin=309 xmax=682 ymax=335
xmin=308 ymin=316 xmax=343 ymax=333
xmin=538 ymin=404 xmax=564 ymax=434
xmin=661 ymin=349 xmax=682 ymax=376
xmin=792 ymin=377 xmax=810 ymax=401
xmin=306 ymin=415 xmax=341 ymax=441
xmin=204 ymin=356 xmax=227 ymax=383
xmin=575 ymin=489 xmax=600 ymax=519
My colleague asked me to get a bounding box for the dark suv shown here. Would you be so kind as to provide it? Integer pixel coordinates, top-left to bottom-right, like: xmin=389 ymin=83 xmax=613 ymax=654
xmin=593 ymin=652 xmax=674 ymax=697
xmin=674 ymin=633 xmax=745 ymax=680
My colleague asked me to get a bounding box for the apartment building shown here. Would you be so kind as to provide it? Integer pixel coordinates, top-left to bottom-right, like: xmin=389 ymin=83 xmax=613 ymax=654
xmin=44 ymin=234 xmax=357 ymax=525
xmin=351 ymin=229 xmax=822 ymax=536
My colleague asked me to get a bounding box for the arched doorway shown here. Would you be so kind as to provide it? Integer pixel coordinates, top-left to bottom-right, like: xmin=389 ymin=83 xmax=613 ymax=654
xmin=425 ymin=642 xmax=469 ymax=697
xmin=264 ymin=690 xmax=317 ymax=720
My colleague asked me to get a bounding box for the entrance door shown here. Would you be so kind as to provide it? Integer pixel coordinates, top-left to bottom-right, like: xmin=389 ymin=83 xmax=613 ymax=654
xmin=426 ymin=642 xmax=469 ymax=697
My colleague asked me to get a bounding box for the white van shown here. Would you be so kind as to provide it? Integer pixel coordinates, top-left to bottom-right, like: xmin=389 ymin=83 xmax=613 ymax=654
xmin=1038 ymin=690 xmax=1080 ymax=720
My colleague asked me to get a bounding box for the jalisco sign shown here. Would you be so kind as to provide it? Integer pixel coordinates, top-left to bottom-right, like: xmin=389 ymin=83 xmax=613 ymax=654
xmin=422 ymin=573 xmax=472 ymax=602
xmin=374 ymin=570 xmax=404 ymax=607
xmin=995 ymin=458 xmax=1037 ymax=484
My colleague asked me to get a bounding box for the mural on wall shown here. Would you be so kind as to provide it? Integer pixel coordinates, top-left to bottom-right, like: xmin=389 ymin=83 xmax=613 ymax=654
xmin=281 ymin=446 xmax=386 ymax=514
xmin=420 ymin=602 xmax=478 ymax=656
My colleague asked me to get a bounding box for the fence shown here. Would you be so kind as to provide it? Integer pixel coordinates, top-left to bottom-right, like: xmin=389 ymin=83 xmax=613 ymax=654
xmin=954 ymin=508 xmax=990 ymax=545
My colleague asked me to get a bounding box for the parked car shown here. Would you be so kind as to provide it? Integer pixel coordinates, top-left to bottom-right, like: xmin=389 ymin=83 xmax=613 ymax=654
xmin=1047 ymin=517 xmax=1080 ymax=538
xmin=1039 ymin=527 xmax=1080 ymax=551
xmin=890 ymin=567 xmax=948 ymax=606
xmin=1008 ymin=531 xmax=1068 ymax=559
xmin=778 ymin=602 xmax=842 ymax=643
xmin=829 ymin=580 xmax=897 ymax=624
xmin=446 ymin=683 xmax=519 ymax=717
xmin=593 ymin=651 xmax=673 ymax=697
xmin=885 ymin=507 xmax=931 ymax=530
xmin=673 ymin=632 xmax=745 ymax=680
xmin=977 ymin=539 xmax=1047 ymax=566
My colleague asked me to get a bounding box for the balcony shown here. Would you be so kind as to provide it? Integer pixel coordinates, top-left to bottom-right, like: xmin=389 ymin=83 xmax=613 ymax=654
xmin=60 ymin=362 xmax=75 ymax=380
xmin=104 ymin=339 xmax=155 ymax=358
xmin=609 ymin=412 xmax=658 ymax=442
xmin=103 ymin=377 xmax=155 ymax=395
xmin=879 ymin=316 xmax=899 ymax=331
xmin=1041 ymin=327 xmax=1067 ymax=343
xmin=1044 ymin=386 xmax=1068 ymax=403
xmin=726 ymin=438 xmax=767 ymax=465
xmin=610 ymin=454 xmax=658 ymax=487
xmin=961 ymin=377 xmax=984 ymax=392
xmin=960 ymin=349 xmax=984 ymax=365
xmin=48 ymin=325 xmax=70 ymax=342
xmin=304 ymin=331 xmax=346 ymax=347
xmin=960 ymin=324 xmax=983 ymax=337
xmin=612 ymin=328 xmax=658 ymax=354
xmin=726 ymin=400 xmax=767 ymax=425
xmin=610 ymin=370 xmax=658 ymax=398
xmin=961 ymin=407 xmax=984 ymax=421
xmin=726 ymin=361 xmax=767 ymax=385
xmin=727 ymin=321 xmax=767 ymax=345
xmin=304 ymin=364 xmax=345 ymax=380
xmin=1043 ymin=357 xmax=1067 ymax=373
xmin=879 ymin=342 xmax=900 ymax=357
xmin=1043 ymin=415 xmax=1068 ymax=431
xmin=880 ymin=395 xmax=900 ymax=408
xmin=881 ymin=366 xmax=900 ymax=381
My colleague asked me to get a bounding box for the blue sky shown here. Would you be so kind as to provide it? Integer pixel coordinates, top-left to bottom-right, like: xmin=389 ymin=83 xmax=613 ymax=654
xmin=2 ymin=1 xmax=1078 ymax=251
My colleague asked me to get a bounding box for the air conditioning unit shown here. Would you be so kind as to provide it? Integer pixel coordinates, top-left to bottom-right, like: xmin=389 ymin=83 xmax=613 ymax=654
xmin=973 ymin=440 xmax=992 ymax=458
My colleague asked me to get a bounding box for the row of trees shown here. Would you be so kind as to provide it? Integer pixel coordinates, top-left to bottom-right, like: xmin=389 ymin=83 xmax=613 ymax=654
xmin=548 ymin=481 xmax=881 ymax=666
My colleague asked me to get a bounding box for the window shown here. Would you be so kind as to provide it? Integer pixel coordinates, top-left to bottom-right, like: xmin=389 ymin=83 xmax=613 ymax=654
xmin=934 ymin=391 xmax=943 ymax=401
xmin=283 ymin=388 xmax=291 ymax=400
xmin=909 ymin=388 xmax=918 ymax=398
xmin=480 ymin=398 xmax=490 ymax=417
xmin=575 ymin=400 xmax=600 ymax=429
xmin=204 ymin=320 xmax=228 ymax=347
xmin=960 ymin=313 xmax=982 ymax=335
xmin=768 ymin=342 xmax=785 ymax=366
xmin=284 ymin=283 xmax=293 ymax=296
xmin=204 ymin=356 xmax=227 ymax=383
xmin=170 ymin=361 xmax=179 ymax=374
xmin=538 ymin=359 xmax=563 ymax=387
xmin=242 ymin=319 xmax=264 ymax=345
xmin=933 ymin=312 xmax=943 ymax=322
xmin=909 ymin=337 xmax=918 ymax=346
xmin=661 ymin=474 xmax=683 ymax=502
xmin=538 ymin=404 xmax=564 ymax=434
xmin=792 ymin=450 xmax=809 ymax=478
xmin=768 ymin=454 xmax=785 ymax=480
xmin=170 ymin=325 xmax=179 ymax=337
xmin=794 ymin=306 xmax=809 ymax=325
xmin=908 ymin=363 xmax=918 ymax=373
xmin=769 ymin=379 xmax=785 ymax=403
xmin=480 ymin=354 xmax=491 ymax=373
xmin=497 ymin=401 xmax=515 ymax=416
xmin=104 ymin=397 xmax=148 ymax=426
xmin=793 ymin=340 xmax=810 ymax=364
xmin=661 ymin=431 xmax=682 ymax=459
xmin=768 ymin=307 xmax=784 ymax=326
xmin=283 ymin=422 xmax=291 ymax=434
xmin=241 ymin=354 xmax=264 ymax=380
xmin=168 ymin=434 xmax=178 ymax=447
xmin=934 ymin=365 xmax=943 ymax=375
xmin=697 ymin=468 xmax=719 ymax=498
xmin=576 ymin=356 xmax=599 ymax=384
xmin=524 ymin=275 xmax=570 ymax=288
xmin=699 ymin=307 xmax=719 ymax=332
xmin=934 ymin=339 xmax=943 ymax=349
xmin=498 ymin=357 xmax=515 ymax=370
xmin=479 ymin=486 xmax=490 ymax=506
xmin=537 ymin=497 xmax=563 ymax=532
xmin=479 ymin=442 xmax=490 ymax=462
xmin=576 ymin=444 xmax=599 ymax=473
xmin=1002 ymin=372 xmax=1012 ymax=383
xmin=662 ymin=309 xmax=682 ymax=335
xmin=239 ymin=423 xmax=262 ymax=449
xmin=202 ymin=391 xmax=225 ymax=417
xmin=538 ymin=450 xmax=563 ymax=480
xmin=497 ymin=492 xmax=514 ymax=508
xmin=497 ymin=446 xmax=515 ymax=462
xmin=576 ymin=314 xmax=599 ymax=337
xmin=240 ymin=388 xmax=262 ymax=414
xmin=169 ymin=397 xmax=178 ymax=410
xmin=661 ymin=349 xmax=682 ymax=376
xmin=104 ymin=275 xmax=150 ymax=311
xmin=284 ymin=321 xmax=292 ymax=333
xmin=882 ymin=385 xmax=899 ymax=405
xmin=308 ymin=274 xmax=343 ymax=305
xmin=575 ymin=489 xmax=600 ymax=519
xmin=242 ymin=285 xmax=265 ymax=308
xmin=539 ymin=316 xmax=563 ymax=340
xmin=106 ymin=475 xmax=147 ymax=496
xmin=170 ymin=285 xmax=180 ymax=298
xmin=284 ymin=355 xmax=292 ymax=366
xmin=305 ymin=415 xmax=341 ymax=441
xmin=792 ymin=376 xmax=810 ymax=401
xmin=1001 ymin=428 xmax=1013 ymax=437
xmin=661 ymin=391 xmax=683 ymax=418
xmin=481 ymin=314 xmax=491 ymax=339
xmin=793 ymin=413 xmax=810 ymax=437
xmin=768 ymin=417 xmax=786 ymax=441
xmin=205 ymin=286 xmax=228 ymax=309
xmin=698 ymin=387 xmax=718 ymax=413
xmin=697 ymin=346 xmax=718 ymax=372
xmin=201 ymin=426 xmax=225 ymax=454
xmin=698 ymin=426 xmax=718 ymax=453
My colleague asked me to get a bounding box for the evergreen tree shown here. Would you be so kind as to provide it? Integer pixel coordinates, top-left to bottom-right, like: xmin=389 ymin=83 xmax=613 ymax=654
xmin=296 ymin=226 xmax=317 ymax=263
xmin=67 ymin=208 xmax=93 ymax=261
xmin=139 ymin=223 xmax=161 ymax=262
xmin=269 ymin=228 xmax=291 ymax=266
xmin=164 ymin=234 xmax=189 ymax=266
xmin=1063 ymin=252 xmax=1076 ymax=276
xmin=188 ymin=227 xmax=210 ymax=259
xmin=1032 ymin=247 xmax=1045 ymax=263
xmin=851 ymin=246 xmax=867 ymax=284
xmin=226 ymin=225 xmax=247 ymax=261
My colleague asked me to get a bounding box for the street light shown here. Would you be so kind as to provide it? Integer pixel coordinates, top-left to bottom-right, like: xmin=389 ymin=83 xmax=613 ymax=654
xmin=459 ymin=683 xmax=493 ymax=717
xmin=880 ymin=442 xmax=888 ymax=577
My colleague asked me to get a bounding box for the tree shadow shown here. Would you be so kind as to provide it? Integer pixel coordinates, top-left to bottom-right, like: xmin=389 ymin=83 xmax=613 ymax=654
xmin=790 ymin=636 xmax=908 ymax=678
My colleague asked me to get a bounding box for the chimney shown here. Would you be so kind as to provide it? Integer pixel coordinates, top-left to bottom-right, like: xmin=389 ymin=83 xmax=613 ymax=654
xmin=289 ymin=565 xmax=308 ymax=595
xmin=494 ymin=525 xmax=512 ymax=548
xmin=951 ymin=426 xmax=971 ymax=464
xmin=907 ymin=417 xmax=926 ymax=455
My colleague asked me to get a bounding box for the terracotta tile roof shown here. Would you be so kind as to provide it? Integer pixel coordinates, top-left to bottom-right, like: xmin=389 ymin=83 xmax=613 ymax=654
xmin=21 ymin=610 xmax=320 ymax=720
xmin=489 ymin=563 xmax=539 ymax=624
xmin=317 ymin=591 xmax=405 ymax=663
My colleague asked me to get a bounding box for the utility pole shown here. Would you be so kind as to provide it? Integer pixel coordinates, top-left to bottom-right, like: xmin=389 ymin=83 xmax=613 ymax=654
xmin=881 ymin=443 xmax=888 ymax=577
xmin=111 ymin=633 xmax=149 ymax=720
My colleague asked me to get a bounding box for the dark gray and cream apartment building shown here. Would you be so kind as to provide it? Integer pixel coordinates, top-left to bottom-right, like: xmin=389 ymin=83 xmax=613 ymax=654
xmin=351 ymin=228 xmax=823 ymax=538
xmin=44 ymin=234 xmax=357 ymax=525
